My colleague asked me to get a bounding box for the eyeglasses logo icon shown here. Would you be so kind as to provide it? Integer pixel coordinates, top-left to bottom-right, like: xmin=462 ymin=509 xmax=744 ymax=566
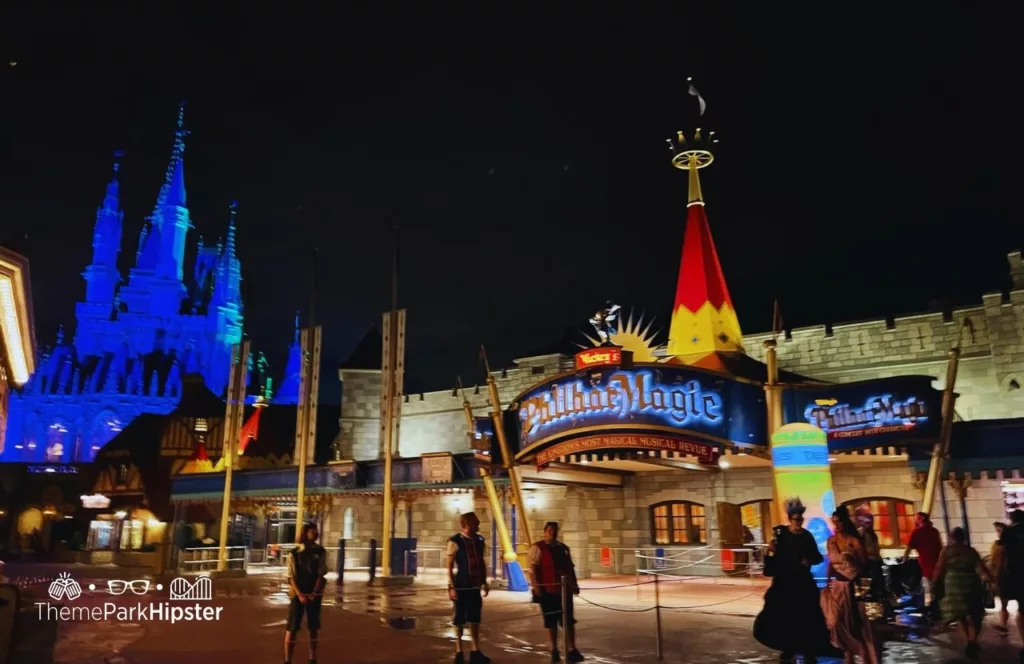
xmin=107 ymin=579 xmax=150 ymax=596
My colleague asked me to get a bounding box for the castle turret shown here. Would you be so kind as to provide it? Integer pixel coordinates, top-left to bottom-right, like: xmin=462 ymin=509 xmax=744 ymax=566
xmin=665 ymin=126 xmax=744 ymax=364
xmin=149 ymin=102 xmax=191 ymax=316
xmin=75 ymin=152 xmax=126 ymax=355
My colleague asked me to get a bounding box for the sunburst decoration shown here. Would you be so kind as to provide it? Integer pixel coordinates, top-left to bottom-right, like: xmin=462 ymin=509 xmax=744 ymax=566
xmin=580 ymin=307 xmax=664 ymax=362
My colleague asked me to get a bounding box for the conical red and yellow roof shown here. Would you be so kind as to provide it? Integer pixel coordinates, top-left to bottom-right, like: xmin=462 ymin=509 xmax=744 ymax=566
xmin=666 ymin=162 xmax=744 ymax=368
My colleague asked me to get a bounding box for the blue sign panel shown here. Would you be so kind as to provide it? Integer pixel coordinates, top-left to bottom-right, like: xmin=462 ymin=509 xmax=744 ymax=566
xmin=783 ymin=375 xmax=943 ymax=450
xmin=514 ymin=366 xmax=767 ymax=452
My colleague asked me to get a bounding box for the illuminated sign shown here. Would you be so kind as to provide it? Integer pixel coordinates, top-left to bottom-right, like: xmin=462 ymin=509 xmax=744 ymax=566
xmin=535 ymin=433 xmax=719 ymax=467
xmin=28 ymin=465 xmax=78 ymax=474
xmin=574 ymin=347 xmax=624 ymax=371
xmin=784 ymin=376 xmax=942 ymax=451
xmin=514 ymin=366 xmax=766 ymax=456
xmin=521 ymin=370 xmax=723 ymax=439
xmin=805 ymin=395 xmax=927 ymax=437
xmin=80 ymin=494 xmax=112 ymax=509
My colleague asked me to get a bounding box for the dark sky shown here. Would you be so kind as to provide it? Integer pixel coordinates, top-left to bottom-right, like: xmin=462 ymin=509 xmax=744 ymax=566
xmin=0 ymin=3 xmax=1017 ymax=398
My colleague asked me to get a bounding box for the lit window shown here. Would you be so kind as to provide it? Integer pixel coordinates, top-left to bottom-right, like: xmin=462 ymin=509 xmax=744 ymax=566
xmin=843 ymin=498 xmax=916 ymax=547
xmin=651 ymin=501 xmax=706 ymax=545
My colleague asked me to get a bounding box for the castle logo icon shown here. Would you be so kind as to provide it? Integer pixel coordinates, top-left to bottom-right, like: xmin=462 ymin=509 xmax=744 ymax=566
xmin=169 ymin=574 xmax=213 ymax=601
xmin=47 ymin=573 xmax=83 ymax=601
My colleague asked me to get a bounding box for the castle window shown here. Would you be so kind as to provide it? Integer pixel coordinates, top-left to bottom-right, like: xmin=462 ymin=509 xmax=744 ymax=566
xmin=650 ymin=501 xmax=706 ymax=545
xmin=117 ymin=464 xmax=129 ymax=485
xmin=194 ymin=418 xmax=208 ymax=433
xmin=842 ymin=497 xmax=916 ymax=547
xmin=343 ymin=507 xmax=355 ymax=541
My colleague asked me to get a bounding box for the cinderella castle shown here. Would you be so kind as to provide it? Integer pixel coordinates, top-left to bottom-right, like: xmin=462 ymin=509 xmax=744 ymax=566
xmin=0 ymin=104 xmax=303 ymax=463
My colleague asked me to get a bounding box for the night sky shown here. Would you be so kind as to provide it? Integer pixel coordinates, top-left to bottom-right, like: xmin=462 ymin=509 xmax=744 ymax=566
xmin=0 ymin=4 xmax=1017 ymax=399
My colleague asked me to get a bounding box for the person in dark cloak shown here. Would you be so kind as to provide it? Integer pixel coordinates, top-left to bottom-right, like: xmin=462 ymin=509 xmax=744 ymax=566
xmin=754 ymin=498 xmax=836 ymax=663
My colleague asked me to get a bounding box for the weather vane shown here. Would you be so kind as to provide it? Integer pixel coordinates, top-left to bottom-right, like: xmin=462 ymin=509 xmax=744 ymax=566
xmin=589 ymin=301 xmax=621 ymax=346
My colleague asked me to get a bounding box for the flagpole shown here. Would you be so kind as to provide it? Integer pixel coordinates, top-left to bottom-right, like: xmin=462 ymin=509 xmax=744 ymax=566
xmin=380 ymin=226 xmax=400 ymax=578
xmin=295 ymin=249 xmax=319 ymax=540
xmin=921 ymin=317 xmax=970 ymax=518
xmin=481 ymin=347 xmax=534 ymax=551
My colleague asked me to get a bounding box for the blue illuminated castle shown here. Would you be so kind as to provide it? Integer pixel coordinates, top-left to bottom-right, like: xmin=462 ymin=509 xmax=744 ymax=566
xmin=0 ymin=104 xmax=303 ymax=463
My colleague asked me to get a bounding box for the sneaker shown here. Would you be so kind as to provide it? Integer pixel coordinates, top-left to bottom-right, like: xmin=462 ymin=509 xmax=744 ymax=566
xmin=453 ymin=653 xmax=465 ymax=664
xmin=551 ymin=649 xmax=560 ymax=662
xmin=567 ymin=649 xmax=585 ymax=663
xmin=470 ymin=651 xmax=491 ymax=664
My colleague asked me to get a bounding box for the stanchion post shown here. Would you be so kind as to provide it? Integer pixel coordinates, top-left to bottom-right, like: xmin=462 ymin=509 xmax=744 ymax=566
xmin=654 ymin=572 xmax=663 ymax=660
xmin=368 ymin=538 xmax=377 ymax=585
xmin=337 ymin=538 xmax=345 ymax=584
xmin=561 ymin=574 xmax=570 ymax=657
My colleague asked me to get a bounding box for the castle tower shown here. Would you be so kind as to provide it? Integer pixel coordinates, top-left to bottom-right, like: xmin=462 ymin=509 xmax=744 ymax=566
xmin=150 ymin=102 xmax=191 ymax=316
xmin=75 ymin=151 xmax=125 ymax=355
xmin=665 ymin=127 xmax=744 ymax=363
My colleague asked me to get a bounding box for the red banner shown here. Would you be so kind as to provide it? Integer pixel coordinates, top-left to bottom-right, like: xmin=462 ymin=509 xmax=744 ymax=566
xmin=535 ymin=433 xmax=719 ymax=467
xmin=574 ymin=347 xmax=623 ymax=371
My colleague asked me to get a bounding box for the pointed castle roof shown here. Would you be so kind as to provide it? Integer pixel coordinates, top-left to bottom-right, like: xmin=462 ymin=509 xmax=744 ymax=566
xmin=665 ymin=130 xmax=744 ymax=370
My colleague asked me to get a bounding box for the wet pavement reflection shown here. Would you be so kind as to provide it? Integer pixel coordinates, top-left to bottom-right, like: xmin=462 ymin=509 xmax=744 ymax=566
xmin=337 ymin=581 xmax=1024 ymax=663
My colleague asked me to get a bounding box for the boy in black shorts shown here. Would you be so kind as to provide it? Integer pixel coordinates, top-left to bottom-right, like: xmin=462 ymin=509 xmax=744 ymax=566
xmin=446 ymin=512 xmax=491 ymax=664
xmin=285 ymin=524 xmax=327 ymax=664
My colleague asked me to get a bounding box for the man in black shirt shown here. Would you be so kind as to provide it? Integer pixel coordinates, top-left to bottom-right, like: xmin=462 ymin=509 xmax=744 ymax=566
xmin=285 ymin=524 xmax=328 ymax=664
xmin=994 ymin=509 xmax=1024 ymax=662
xmin=446 ymin=512 xmax=490 ymax=664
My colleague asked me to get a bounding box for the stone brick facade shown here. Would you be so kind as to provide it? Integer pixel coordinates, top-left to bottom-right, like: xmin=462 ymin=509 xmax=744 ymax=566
xmin=322 ymin=253 xmax=1024 ymax=578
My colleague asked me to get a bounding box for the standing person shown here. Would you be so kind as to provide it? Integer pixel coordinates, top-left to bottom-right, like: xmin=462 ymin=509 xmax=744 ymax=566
xmin=932 ymin=527 xmax=994 ymax=658
xmin=902 ymin=512 xmax=944 ymax=617
xmin=753 ymin=498 xmax=834 ymax=663
xmin=445 ymin=512 xmax=491 ymax=664
xmin=821 ymin=507 xmax=879 ymax=664
xmin=989 ymin=522 xmax=1010 ymax=636
xmin=992 ymin=509 xmax=1024 ymax=662
xmin=528 ymin=522 xmax=584 ymax=663
xmin=284 ymin=523 xmax=327 ymax=664
xmin=856 ymin=510 xmax=884 ymax=598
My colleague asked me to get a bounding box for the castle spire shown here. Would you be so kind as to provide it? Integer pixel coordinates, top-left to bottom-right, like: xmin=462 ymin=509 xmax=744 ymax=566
xmin=665 ymin=127 xmax=743 ymax=363
xmin=75 ymin=150 xmax=126 ymax=354
xmin=153 ymin=101 xmax=192 ymax=284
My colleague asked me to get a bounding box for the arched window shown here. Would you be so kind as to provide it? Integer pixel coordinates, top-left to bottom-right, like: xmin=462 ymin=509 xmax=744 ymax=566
xmin=342 ymin=507 xmax=355 ymax=541
xmin=650 ymin=501 xmax=706 ymax=545
xmin=740 ymin=499 xmax=773 ymax=544
xmin=842 ymin=497 xmax=916 ymax=547
xmin=89 ymin=411 xmax=123 ymax=461
xmin=46 ymin=423 xmax=68 ymax=462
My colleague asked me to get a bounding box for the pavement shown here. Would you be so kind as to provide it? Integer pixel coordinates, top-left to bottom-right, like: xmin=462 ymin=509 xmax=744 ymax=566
xmin=4 ymin=563 xmax=1024 ymax=663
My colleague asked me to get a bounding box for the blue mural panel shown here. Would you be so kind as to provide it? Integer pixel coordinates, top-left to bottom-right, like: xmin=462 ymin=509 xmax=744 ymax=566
xmin=783 ymin=375 xmax=943 ymax=451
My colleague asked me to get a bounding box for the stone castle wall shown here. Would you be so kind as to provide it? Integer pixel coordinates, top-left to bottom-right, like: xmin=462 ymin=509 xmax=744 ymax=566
xmin=336 ymin=254 xmax=1024 ymax=462
xmin=316 ymin=460 xmax=1011 ymax=577
xmin=744 ymin=256 xmax=1024 ymax=421
xmin=337 ymin=354 xmax=571 ymax=461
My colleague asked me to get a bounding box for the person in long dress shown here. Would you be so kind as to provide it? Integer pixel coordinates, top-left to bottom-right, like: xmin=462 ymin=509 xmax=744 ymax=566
xmin=821 ymin=507 xmax=879 ymax=664
xmin=933 ymin=526 xmax=995 ymax=658
xmin=754 ymin=498 xmax=834 ymax=663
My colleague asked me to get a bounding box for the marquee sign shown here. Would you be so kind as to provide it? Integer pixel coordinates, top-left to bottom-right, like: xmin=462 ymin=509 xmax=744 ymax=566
xmin=574 ymin=347 xmax=625 ymax=371
xmin=784 ymin=376 xmax=942 ymax=450
xmin=514 ymin=366 xmax=766 ymax=459
xmin=535 ymin=433 xmax=719 ymax=467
